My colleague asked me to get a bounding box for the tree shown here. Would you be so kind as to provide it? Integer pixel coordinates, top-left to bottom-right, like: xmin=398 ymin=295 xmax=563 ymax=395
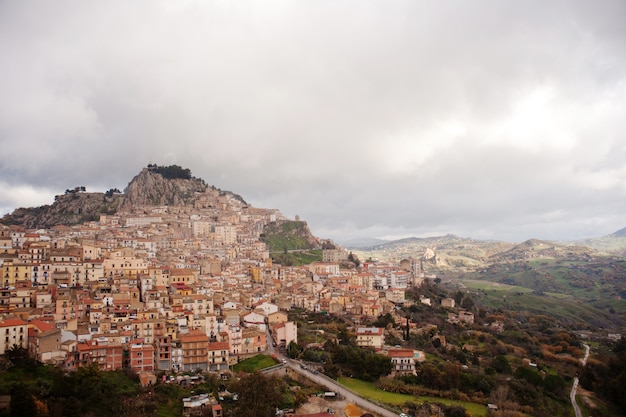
xmin=491 ymin=355 xmax=512 ymax=374
xmin=10 ymin=382 xmax=36 ymax=417
xmin=287 ymin=341 xmax=303 ymax=359
xmin=292 ymin=389 xmax=309 ymax=409
xmin=442 ymin=404 xmax=469 ymax=417
xmin=460 ymin=295 xmax=475 ymax=310
xmin=347 ymin=252 xmax=361 ymax=267
xmin=230 ymin=372 xmax=282 ymax=417
xmin=490 ymin=384 xmax=512 ymax=409
xmin=6 ymin=344 xmax=28 ymax=362
xmin=613 ymin=335 xmax=626 ymax=354
xmin=373 ymin=313 xmax=396 ymax=329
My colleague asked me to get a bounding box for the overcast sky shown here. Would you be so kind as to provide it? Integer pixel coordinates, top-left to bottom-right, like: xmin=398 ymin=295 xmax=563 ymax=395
xmin=1 ymin=1 xmax=626 ymax=243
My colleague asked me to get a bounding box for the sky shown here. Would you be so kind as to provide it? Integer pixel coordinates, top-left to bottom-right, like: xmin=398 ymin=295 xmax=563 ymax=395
xmin=1 ymin=0 xmax=626 ymax=244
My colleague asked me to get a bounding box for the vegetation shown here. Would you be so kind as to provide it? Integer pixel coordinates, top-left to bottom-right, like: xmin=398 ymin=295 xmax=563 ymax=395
xmin=580 ymin=336 xmax=626 ymax=412
xmin=232 ymin=354 xmax=278 ymax=373
xmin=148 ymin=164 xmax=192 ymax=180
xmin=261 ymin=221 xmax=318 ymax=252
xmin=339 ymin=377 xmax=486 ymax=417
xmin=260 ymin=220 xmax=324 ymax=265
xmin=0 ymin=352 xmax=314 ymax=417
xmin=322 ymin=339 xmax=392 ymax=381
xmin=229 ymin=372 xmax=283 ymax=417
xmin=271 ymin=249 xmax=323 ymax=266
xmin=459 ymin=256 xmax=626 ymax=327
xmin=0 ymin=357 xmax=144 ymax=417
xmin=104 ymin=188 xmax=121 ymax=197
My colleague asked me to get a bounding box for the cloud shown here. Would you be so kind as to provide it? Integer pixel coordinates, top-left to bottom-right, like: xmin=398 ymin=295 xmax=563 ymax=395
xmin=1 ymin=0 xmax=626 ymax=242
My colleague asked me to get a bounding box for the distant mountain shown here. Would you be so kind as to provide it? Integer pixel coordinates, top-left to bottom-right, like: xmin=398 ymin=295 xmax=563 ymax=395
xmin=350 ymin=234 xmax=515 ymax=270
xmin=578 ymin=226 xmax=626 ymax=256
xmin=489 ymin=238 xmax=596 ymax=262
xmin=0 ymin=164 xmax=247 ymax=229
xmin=338 ymin=237 xmax=389 ymax=248
xmin=356 ymin=234 xmax=466 ymax=250
xmin=608 ymin=227 xmax=626 ymax=238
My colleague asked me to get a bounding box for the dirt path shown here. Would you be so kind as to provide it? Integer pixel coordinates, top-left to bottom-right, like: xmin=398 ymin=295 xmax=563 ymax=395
xmin=295 ymin=396 xmax=382 ymax=417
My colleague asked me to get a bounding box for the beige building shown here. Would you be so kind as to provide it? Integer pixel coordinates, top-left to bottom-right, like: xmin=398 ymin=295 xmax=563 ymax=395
xmin=272 ymin=321 xmax=297 ymax=348
xmin=356 ymin=327 xmax=384 ymax=350
xmin=0 ymin=317 xmax=28 ymax=355
xmin=207 ymin=341 xmax=229 ymax=372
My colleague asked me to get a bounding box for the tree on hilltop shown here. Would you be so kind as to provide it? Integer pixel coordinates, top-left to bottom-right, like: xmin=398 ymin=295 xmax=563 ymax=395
xmin=151 ymin=164 xmax=192 ymax=179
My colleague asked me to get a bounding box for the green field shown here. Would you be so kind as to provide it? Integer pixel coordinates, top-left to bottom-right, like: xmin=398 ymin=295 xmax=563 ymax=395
xmin=338 ymin=377 xmax=487 ymax=417
xmin=232 ymin=354 xmax=278 ymax=373
xmin=463 ymin=280 xmax=533 ymax=293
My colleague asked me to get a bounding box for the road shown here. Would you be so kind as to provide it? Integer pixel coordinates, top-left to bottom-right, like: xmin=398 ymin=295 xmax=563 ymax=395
xmin=571 ymin=343 xmax=590 ymax=417
xmin=281 ymin=357 xmax=400 ymax=417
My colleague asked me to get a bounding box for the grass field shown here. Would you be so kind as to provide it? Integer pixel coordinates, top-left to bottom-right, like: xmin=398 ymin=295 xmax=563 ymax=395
xmin=463 ymin=280 xmax=533 ymax=293
xmin=338 ymin=377 xmax=487 ymax=417
xmin=232 ymin=354 xmax=278 ymax=373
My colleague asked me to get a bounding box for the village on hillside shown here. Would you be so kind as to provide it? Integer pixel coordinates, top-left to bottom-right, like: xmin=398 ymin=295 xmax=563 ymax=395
xmin=0 ymin=186 xmax=460 ymax=383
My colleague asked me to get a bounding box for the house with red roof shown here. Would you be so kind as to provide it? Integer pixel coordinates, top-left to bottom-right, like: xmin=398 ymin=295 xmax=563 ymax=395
xmin=0 ymin=317 xmax=28 ymax=355
xmin=207 ymin=341 xmax=229 ymax=372
xmin=28 ymin=319 xmax=63 ymax=363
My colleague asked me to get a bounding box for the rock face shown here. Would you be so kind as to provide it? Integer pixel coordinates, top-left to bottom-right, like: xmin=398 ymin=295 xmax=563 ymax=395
xmin=1 ymin=192 xmax=121 ymax=229
xmin=0 ymin=165 xmax=246 ymax=229
xmin=118 ymin=168 xmax=208 ymax=211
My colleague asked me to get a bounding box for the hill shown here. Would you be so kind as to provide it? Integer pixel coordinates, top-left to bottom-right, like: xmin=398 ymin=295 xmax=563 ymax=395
xmin=579 ymin=228 xmax=626 ymax=256
xmin=0 ymin=164 xmax=246 ymax=229
xmin=355 ymin=233 xmax=626 ymax=329
xmin=488 ymin=239 xmax=597 ymax=262
xmin=0 ymin=189 xmax=121 ymax=229
xmin=352 ymin=234 xmax=514 ymax=271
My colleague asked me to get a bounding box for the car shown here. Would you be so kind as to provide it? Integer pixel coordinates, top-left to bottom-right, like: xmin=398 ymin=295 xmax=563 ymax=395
xmin=399 ymin=414 xmax=409 ymax=417
xmin=281 ymin=358 xmax=287 ymax=363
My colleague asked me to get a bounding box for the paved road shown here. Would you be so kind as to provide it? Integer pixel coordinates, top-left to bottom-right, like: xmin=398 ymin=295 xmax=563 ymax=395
xmin=281 ymin=357 xmax=400 ymax=417
xmin=571 ymin=343 xmax=590 ymax=417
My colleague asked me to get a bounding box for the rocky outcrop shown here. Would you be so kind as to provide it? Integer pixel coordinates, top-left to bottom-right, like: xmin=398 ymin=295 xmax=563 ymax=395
xmin=260 ymin=220 xmax=324 ymax=251
xmin=1 ymin=192 xmax=121 ymax=229
xmin=1 ymin=165 xmax=246 ymax=229
xmin=118 ymin=168 xmax=208 ymax=211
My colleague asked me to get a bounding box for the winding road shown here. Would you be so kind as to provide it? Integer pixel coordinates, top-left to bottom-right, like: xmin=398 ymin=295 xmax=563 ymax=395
xmin=280 ymin=357 xmax=400 ymax=417
xmin=571 ymin=343 xmax=590 ymax=417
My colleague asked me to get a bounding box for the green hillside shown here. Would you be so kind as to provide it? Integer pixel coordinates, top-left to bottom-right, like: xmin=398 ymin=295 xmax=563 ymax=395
xmin=260 ymin=220 xmax=320 ymax=252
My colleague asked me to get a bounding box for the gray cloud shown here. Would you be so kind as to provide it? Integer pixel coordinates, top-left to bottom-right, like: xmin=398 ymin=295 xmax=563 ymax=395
xmin=2 ymin=0 xmax=626 ymax=243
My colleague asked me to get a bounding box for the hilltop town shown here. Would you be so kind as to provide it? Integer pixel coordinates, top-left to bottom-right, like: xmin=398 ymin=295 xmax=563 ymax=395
xmin=0 ymin=165 xmax=427 ymax=376
xmin=4 ymin=166 xmax=626 ymax=417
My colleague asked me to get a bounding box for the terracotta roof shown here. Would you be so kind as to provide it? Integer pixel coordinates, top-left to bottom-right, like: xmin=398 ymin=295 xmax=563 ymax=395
xmin=0 ymin=318 xmax=27 ymax=327
xmin=388 ymin=349 xmax=414 ymax=358
xmin=30 ymin=320 xmax=55 ymax=332
xmin=208 ymin=341 xmax=229 ymax=350
xmin=180 ymin=332 xmax=208 ymax=343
